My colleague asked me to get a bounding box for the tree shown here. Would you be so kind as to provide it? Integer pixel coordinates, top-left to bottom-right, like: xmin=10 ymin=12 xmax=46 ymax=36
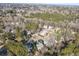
xmin=25 ymin=22 xmax=39 ymax=31
xmin=60 ymin=43 xmax=75 ymax=56
xmin=15 ymin=27 xmax=22 ymax=42
xmin=5 ymin=41 xmax=28 ymax=56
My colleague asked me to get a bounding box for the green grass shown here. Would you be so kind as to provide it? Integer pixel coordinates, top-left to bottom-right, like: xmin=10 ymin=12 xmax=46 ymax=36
xmin=25 ymin=13 xmax=77 ymax=22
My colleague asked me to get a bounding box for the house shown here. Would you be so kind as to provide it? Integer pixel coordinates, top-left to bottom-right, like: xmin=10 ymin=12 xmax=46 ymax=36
xmin=36 ymin=40 xmax=44 ymax=50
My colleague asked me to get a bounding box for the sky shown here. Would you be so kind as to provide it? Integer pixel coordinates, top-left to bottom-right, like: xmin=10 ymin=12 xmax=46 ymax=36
xmin=0 ymin=0 xmax=79 ymax=4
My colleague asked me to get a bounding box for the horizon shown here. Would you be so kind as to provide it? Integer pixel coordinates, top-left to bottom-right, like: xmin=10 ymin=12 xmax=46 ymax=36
xmin=0 ymin=0 xmax=79 ymax=5
xmin=0 ymin=3 xmax=79 ymax=6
